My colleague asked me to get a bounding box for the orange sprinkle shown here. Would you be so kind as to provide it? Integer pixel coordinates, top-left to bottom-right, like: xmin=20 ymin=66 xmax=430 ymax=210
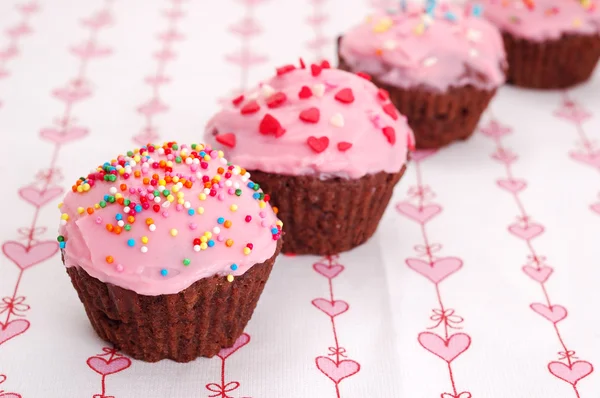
xmin=71 ymin=186 xmax=77 ymax=192
xmin=159 ymin=160 xmax=166 ymax=168
xmin=114 ymin=226 xmax=122 ymax=235
xmin=217 ymin=167 xmax=224 ymax=174
xmin=375 ymin=48 xmax=383 ymax=56
xmin=165 ymin=176 xmax=172 ymax=183
xmin=145 ymin=218 xmax=154 ymax=225
xmin=240 ymin=168 xmax=247 ymax=175
xmin=106 ymin=256 xmax=114 ymax=264
xmin=106 ymin=224 xmax=114 ymax=232
xmin=86 ymin=207 xmax=94 ymax=215
xmin=152 ymin=174 xmax=159 ymax=180
xmin=224 ymin=220 xmax=232 ymax=228
xmin=120 ymin=183 xmax=127 ymax=191
xmin=117 ymin=197 xmax=125 ymax=205
xmin=226 ymin=239 xmax=234 ymax=247
xmin=127 ymin=216 xmax=135 ymax=223
xmin=142 ymin=178 xmax=149 ymax=185
xmin=273 ymin=206 xmax=279 ymax=214
xmin=184 ymin=181 xmax=192 ymax=188
xmin=134 ymin=170 xmax=141 ymax=178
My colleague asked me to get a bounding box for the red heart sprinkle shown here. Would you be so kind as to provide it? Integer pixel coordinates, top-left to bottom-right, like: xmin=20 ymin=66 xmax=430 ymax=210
xmin=259 ymin=114 xmax=285 ymax=137
xmin=335 ymin=88 xmax=354 ymax=104
xmin=383 ymin=103 xmax=398 ymax=120
xmin=241 ymin=100 xmax=260 ymax=115
xmin=320 ymin=60 xmax=331 ymax=69
xmin=356 ymin=72 xmax=372 ymax=81
xmin=215 ymin=133 xmax=236 ymax=148
xmin=307 ymin=136 xmax=329 ymax=153
xmin=311 ymin=64 xmax=322 ymax=77
xmin=382 ymin=126 xmax=396 ymax=145
xmin=232 ymin=95 xmax=244 ymax=106
xmin=299 ymin=58 xmax=306 ymax=69
xmin=337 ymin=142 xmax=353 ymax=152
xmin=266 ymin=92 xmax=287 ymax=108
xmin=276 ymin=64 xmax=296 ymax=75
xmin=299 ymin=107 xmax=320 ymax=123
xmin=377 ymin=88 xmax=389 ymax=101
xmin=298 ymin=86 xmax=312 ymax=99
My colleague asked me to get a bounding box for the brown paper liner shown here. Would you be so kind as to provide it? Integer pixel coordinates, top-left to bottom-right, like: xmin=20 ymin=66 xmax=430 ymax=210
xmin=502 ymin=32 xmax=600 ymax=89
xmin=65 ymin=240 xmax=281 ymax=363
xmin=338 ymin=50 xmax=497 ymax=149
xmin=249 ymin=167 xmax=406 ymax=255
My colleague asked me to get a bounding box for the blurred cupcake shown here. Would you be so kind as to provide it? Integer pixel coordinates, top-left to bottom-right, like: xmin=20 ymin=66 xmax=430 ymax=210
xmin=482 ymin=0 xmax=600 ymax=89
xmin=338 ymin=3 xmax=506 ymax=148
xmin=58 ymin=142 xmax=282 ymax=362
xmin=206 ymin=61 xmax=413 ymax=255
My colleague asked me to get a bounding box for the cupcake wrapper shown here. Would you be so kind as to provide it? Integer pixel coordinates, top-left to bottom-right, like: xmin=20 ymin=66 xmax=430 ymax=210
xmin=502 ymin=32 xmax=600 ymax=89
xmin=65 ymin=240 xmax=281 ymax=363
xmin=249 ymin=168 xmax=406 ymax=255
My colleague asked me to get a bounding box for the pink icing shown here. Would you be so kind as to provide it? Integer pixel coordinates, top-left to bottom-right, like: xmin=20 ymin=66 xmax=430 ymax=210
xmin=58 ymin=143 xmax=281 ymax=296
xmin=338 ymin=4 xmax=506 ymax=91
xmin=205 ymin=63 xmax=413 ymax=179
xmin=482 ymin=0 xmax=600 ymax=41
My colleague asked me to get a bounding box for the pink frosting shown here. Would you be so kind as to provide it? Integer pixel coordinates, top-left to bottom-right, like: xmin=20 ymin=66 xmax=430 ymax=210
xmin=482 ymin=0 xmax=600 ymax=41
xmin=338 ymin=4 xmax=506 ymax=91
xmin=58 ymin=143 xmax=281 ymax=296
xmin=205 ymin=63 xmax=413 ymax=179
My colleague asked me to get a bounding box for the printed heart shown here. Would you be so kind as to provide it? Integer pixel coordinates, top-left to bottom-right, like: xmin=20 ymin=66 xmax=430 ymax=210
xmin=298 ymin=85 xmax=312 ymax=99
xmin=315 ymin=356 xmax=360 ymax=383
xmin=299 ymin=107 xmax=320 ymax=123
xmin=217 ymin=333 xmax=250 ymax=360
xmin=241 ymin=100 xmax=260 ymax=115
xmin=266 ymin=92 xmax=286 ymax=108
xmin=530 ymin=303 xmax=567 ymax=323
xmin=52 ymin=85 xmax=91 ymax=103
xmin=2 ymin=240 xmax=58 ymax=270
xmin=145 ymin=75 xmax=171 ymax=86
xmin=40 ymin=125 xmax=88 ymax=144
xmin=307 ymin=136 xmax=329 ymax=153
xmin=570 ymin=151 xmax=600 ymax=169
xmin=137 ymin=98 xmax=168 ymax=116
xmin=441 ymin=393 xmax=472 ymax=398
xmin=382 ymin=103 xmax=398 ymax=120
xmin=418 ymin=332 xmax=471 ymax=363
xmin=497 ymin=179 xmax=527 ymax=193
xmin=215 ymin=133 xmax=236 ymax=148
xmin=410 ymin=149 xmax=437 ymax=162
xmin=590 ymin=202 xmax=600 ymax=216
xmin=406 ymin=257 xmax=463 ymax=284
xmin=396 ymin=202 xmax=442 ymax=224
xmin=508 ymin=223 xmax=544 ymax=240
xmin=18 ymin=186 xmax=63 ymax=207
xmin=0 ymin=319 xmax=30 ymax=345
xmin=313 ymin=262 xmax=344 ymax=279
xmin=312 ymin=298 xmax=349 ymax=317
xmin=337 ymin=142 xmax=352 ymax=152
xmin=548 ymin=361 xmax=593 ymax=385
xmin=87 ymin=356 xmax=131 ymax=376
xmin=334 ymin=88 xmax=354 ymax=104
xmin=259 ymin=114 xmax=285 ymax=137
xmin=522 ymin=265 xmax=553 ymax=283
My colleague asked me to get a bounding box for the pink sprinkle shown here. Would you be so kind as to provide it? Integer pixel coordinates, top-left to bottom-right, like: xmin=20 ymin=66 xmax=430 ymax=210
xmin=176 ymin=204 xmax=183 ymax=211
xmin=191 ymin=164 xmax=198 ymax=172
xmin=210 ymin=150 xmax=218 ymax=157
xmin=189 ymin=222 xmax=197 ymax=230
xmin=189 ymin=176 xmax=196 ymax=182
xmin=141 ymin=167 xmax=149 ymax=175
xmin=95 ymin=217 xmax=103 ymax=224
xmin=129 ymin=188 xmax=136 ymax=194
xmin=166 ymin=154 xmax=174 ymax=160
xmin=137 ymin=187 xmax=144 ymax=193
xmin=218 ymin=193 xmax=225 ymax=201
xmin=261 ymin=220 xmax=268 ymax=227
xmin=217 ymin=235 xmax=224 ymax=242
xmin=115 ymin=264 xmax=124 ymax=272
xmin=162 ymin=211 xmax=169 ymax=217
xmin=146 ymin=193 xmax=154 ymax=200
xmin=259 ymin=211 xmax=266 ymax=218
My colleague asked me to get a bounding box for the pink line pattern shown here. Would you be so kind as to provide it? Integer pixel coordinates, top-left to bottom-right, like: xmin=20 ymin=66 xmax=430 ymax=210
xmin=480 ymin=117 xmax=594 ymax=396
xmin=86 ymin=347 xmax=131 ymax=398
xmin=306 ymin=0 xmax=328 ymax=61
xmin=132 ymin=0 xmax=187 ymax=145
xmin=0 ymin=1 xmax=39 ymax=109
xmin=395 ymin=150 xmax=471 ymax=398
xmin=553 ymin=92 xmax=600 ymax=216
xmin=0 ymin=374 xmax=21 ymax=398
xmin=205 ymin=333 xmax=251 ymax=398
xmin=0 ymin=0 xmax=115 ymax=348
xmin=312 ymin=255 xmax=361 ymax=398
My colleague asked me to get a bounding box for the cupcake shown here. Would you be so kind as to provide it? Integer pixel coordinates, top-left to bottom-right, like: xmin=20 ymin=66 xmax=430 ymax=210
xmin=482 ymin=0 xmax=600 ymax=89
xmin=338 ymin=4 xmax=506 ymax=148
xmin=206 ymin=61 xmax=413 ymax=255
xmin=58 ymin=142 xmax=282 ymax=362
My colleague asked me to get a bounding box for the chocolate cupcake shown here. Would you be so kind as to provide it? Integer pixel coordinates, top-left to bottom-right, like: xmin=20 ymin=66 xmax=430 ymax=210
xmin=338 ymin=4 xmax=506 ymax=148
xmin=58 ymin=142 xmax=282 ymax=362
xmin=206 ymin=62 xmax=413 ymax=255
xmin=482 ymin=0 xmax=600 ymax=89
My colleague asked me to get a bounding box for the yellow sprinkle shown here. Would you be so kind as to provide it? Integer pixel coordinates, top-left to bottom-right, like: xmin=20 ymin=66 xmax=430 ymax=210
xmin=197 ymin=207 xmax=204 ymax=214
xmin=177 ymin=198 xmax=184 ymax=205
xmin=243 ymin=247 xmax=251 ymax=255
xmin=61 ymin=213 xmax=69 ymax=220
xmin=276 ymin=220 xmax=284 ymax=227
xmin=58 ymin=202 xmax=63 ymax=208
xmin=230 ymin=204 xmax=238 ymax=212
xmin=94 ymin=203 xmax=100 ymax=209
xmin=172 ymin=186 xmax=180 ymax=193
xmin=198 ymin=193 xmax=206 ymax=201
xmin=76 ymin=186 xmax=83 ymax=193
xmin=226 ymin=274 xmax=234 ymax=282
xmin=115 ymin=193 xmax=123 ymax=199
xmin=133 ymin=155 xmax=141 ymax=162
xmin=82 ymin=183 xmax=90 ymax=191
xmin=218 ymin=150 xmax=224 ymax=158
xmin=200 ymin=236 xmax=208 ymax=243
xmin=373 ymin=17 xmax=393 ymax=33
xmin=177 ymin=192 xmax=184 ymax=198
xmin=158 ymin=179 xmax=166 ymax=186
xmin=200 ymin=242 xmax=208 ymax=250
xmin=167 ymin=195 xmax=175 ymax=202
xmin=414 ymin=23 xmax=425 ymax=35
xmin=203 ymin=154 xmax=211 ymax=161
xmin=118 ymin=168 xmax=125 ymax=175
xmin=77 ymin=207 xmax=85 ymax=214
xmin=213 ymin=175 xmax=221 ymax=182
xmin=141 ymin=236 xmax=148 ymax=244
xmin=170 ymin=228 xmax=178 ymax=237
xmin=204 ymin=231 xmax=212 ymax=239
xmin=172 ymin=176 xmax=180 ymax=183
xmin=259 ymin=201 xmax=266 ymax=209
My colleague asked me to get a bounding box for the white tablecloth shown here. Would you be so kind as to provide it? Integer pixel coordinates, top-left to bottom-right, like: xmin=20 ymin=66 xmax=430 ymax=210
xmin=1 ymin=0 xmax=599 ymax=397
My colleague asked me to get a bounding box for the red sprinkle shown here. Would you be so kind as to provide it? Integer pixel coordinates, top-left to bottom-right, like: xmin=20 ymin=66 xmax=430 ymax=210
xmin=276 ymin=64 xmax=296 ymax=76
xmin=334 ymin=88 xmax=355 ymax=104
xmin=241 ymin=100 xmax=260 ymax=115
xmin=382 ymin=126 xmax=396 ymax=145
xmin=266 ymin=92 xmax=287 ymax=108
xmin=231 ymin=94 xmax=244 ymax=106
xmin=310 ymin=63 xmax=322 ymax=77
xmin=298 ymin=86 xmax=312 ymax=99
xmin=259 ymin=114 xmax=286 ymax=137
xmin=382 ymin=103 xmax=398 ymax=120
xmin=299 ymin=107 xmax=320 ymax=123
xmin=377 ymin=88 xmax=390 ymax=101
xmin=306 ymin=136 xmax=329 ymax=153
xmin=356 ymin=72 xmax=372 ymax=81
xmin=215 ymin=133 xmax=236 ymax=148
xmin=337 ymin=142 xmax=353 ymax=152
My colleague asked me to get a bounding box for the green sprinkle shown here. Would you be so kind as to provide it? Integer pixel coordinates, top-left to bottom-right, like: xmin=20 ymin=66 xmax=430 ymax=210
xmin=183 ymin=258 xmax=191 ymax=266
xmin=163 ymin=190 xmax=170 ymax=197
xmin=99 ymin=201 xmax=107 ymax=208
xmin=109 ymin=175 xmax=117 ymax=182
xmin=153 ymin=190 xmax=160 ymax=197
xmin=124 ymin=199 xmax=131 ymax=206
xmin=235 ymin=189 xmax=242 ymax=196
xmin=127 ymin=151 xmax=134 ymax=156
xmin=172 ymin=144 xmax=179 ymax=150
xmin=253 ymin=184 xmax=260 ymax=191
xmin=124 ymin=224 xmax=131 ymax=231
xmin=175 ymin=156 xmax=182 ymax=163
xmin=107 ymin=196 xmax=115 ymax=203
xmin=57 ymin=235 xmax=65 ymax=242
xmin=191 ymin=144 xmax=197 ymax=149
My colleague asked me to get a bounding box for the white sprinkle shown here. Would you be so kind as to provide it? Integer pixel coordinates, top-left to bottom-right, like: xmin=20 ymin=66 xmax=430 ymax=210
xmin=162 ymin=201 xmax=171 ymax=208
xmin=247 ymin=91 xmax=259 ymax=100
xmin=261 ymin=84 xmax=276 ymax=98
xmin=109 ymin=187 xmax=117 ymax=194
xmin=225 ymin=180 xmax=233 ymax=187
xmin=382 ymin=39 xmax=397 ymax=50
xmin=330 ymin=113 xmax=345 ymax=127
xmin=196 ymin=171 xmax=203 ymax=179
xmin=234 ymin=182 xmax=240 ymax=189
xmin=466 ymin=29 xmax=482 ymax=42
xmin=423 ymin=57 xmax=438 ymax=67
xmin=123 ymin=207 xmax=131 ymax=213
xmin=469 ymin=48 xmax=479 ymax=58
xmin=141 ymin=246 xmax=148 ymax=253
xmin=149 ymin=224 xmax=157 ymax=232
xmin=117 ymin=220 xmax=125 ymax=227
xmin=193 ymin=245 xmax=201 ymax=252
xmin=60 ymin=220 xmax=67 ymax=226
xmin=185 ymin=157 xmax=192 ymax=165
xmin=203 ymin=188 xmax=211 ymax=195
xmin=157 ymin=147 xmax=165 ymax=155
xmin=129 ymin=160 xmax=136 ymax=167
xmin=153 ymin=196 xmax=161 ymax=203
xmin=213 ymin=226 xmax=221 ymax=234
xmin=232 ymin=167 xmax=240 ymax=175
xmin=158 ymin=185 xmax=165 ymax=192
xmin=422 ymin=14 xmax=434 ymax=26
xmin=312 ymin=83 xmax=325 ymax=98
xmin=193 ymin=158 xmax=200 ymax=164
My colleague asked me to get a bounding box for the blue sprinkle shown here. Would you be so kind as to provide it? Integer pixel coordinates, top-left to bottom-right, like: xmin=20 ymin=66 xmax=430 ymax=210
xmin=208 ymin=240 xmax=215 ymax=247
xmin=160 ymin=268 xmax=168 ymax=276
xmin=271 ymin=227 xmax=278 ymax=234
xmin=252 ymin=192 xmax=260 ymax=199
xmin=230 ymin=264 xmax=238 ymax=271
xmin=115 ymin=214 xmax=123 ymax=221
xmin=188 ymin=209 xmax=195 ymax=216
xmin=104 ymin=195 xmax=110 ymax=201
xmin=127 ymin=238 xmax=135 ymax=247
xmin=472 ymin=3 xmax=483 ymax=17
xmin=59 ymin=242 xmax=66 ymax=249
xmin=247 ymin=182 xmax=255 ymax=189
xmin=217 ymin=217 xmax=225 ymax=224
xmin=444 ymin=11 xmax=457 ymax=21
xmin=200 ymin=151 xmax=206 ymax=157
xmin=135 ymin=205 xmax=142 ymax=212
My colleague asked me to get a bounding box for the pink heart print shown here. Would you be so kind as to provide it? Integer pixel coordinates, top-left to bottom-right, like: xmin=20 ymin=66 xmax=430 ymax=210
xmin=570 ymin=151 xmax=600 ymax=169
xmin=2 ymin=240 xmax=59 ymax=270
xmin=315 ymin=356 xmax=360 ymax=383
xmin=441 ymin=393 xmax=472 ymax=398
xmin=71 ymin=42 xmax=112 ymax=59
xmin=311 ymin=298 xmax=349 ymax=317
xmin=137 ymin=98 xmax=169 ymax=117
xmin=522 ymin=265 xmax=553 ymax=283
xmin=313 ymin=262 xmax=344 ymax=279
xmin=508 ymin=223 xmax=544 ymax=240
xmin=87 ymin=357 xmax=131 ymax=376
xmin=229 ymin=18 xmax=262 ymax=36
xmin=396 ymin=203 xmax=442 ymax=224
xmin=418 ymin=332 xmax=471 ymax=363
xmin=410 ymin=149 xmax=438 ymax=162
xmin=496 ymin=179 xmax=527 ymax=193
xmin=530 ymin=303 xmax=567 ymax=323
xmin=548 ymin=361 xmax=593 ymax=385
xmin=52 ymin=84 xmax=91 ymax=103
xmin=0 ymin=69 xmax=9 ymax=80
xmin=217 ymin=333 xmax=250 ymax=360
xmin=479 ymin=120 xmax=511 ymax=139
xmin=145 ymin=75 xmax=171 ymax=87
xmin=5 ymin=23 xmax=31 ymax=38
xmin=406 ymin=257 xmax=463 ymax=284
xmin=591 ymin=203 xmax=600 ymax=215
xmin=18 ymin=186 xmax=63 ymax=207
xmin=0 ymin=319 xmax=30 ymax=346
xmin=40 ymin=125 xmax=89 ymax=144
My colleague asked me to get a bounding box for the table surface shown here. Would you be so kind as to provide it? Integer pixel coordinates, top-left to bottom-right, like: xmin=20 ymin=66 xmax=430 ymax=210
xmin=1 ymin=0 xmax=599 ymax=397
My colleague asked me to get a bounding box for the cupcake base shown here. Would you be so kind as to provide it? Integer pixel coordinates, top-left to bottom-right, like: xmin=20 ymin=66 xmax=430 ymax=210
xmin=503 ymin=32 xmax=600 ymax=89
xmin=65 ymin=240 xmax=281 ymax=363
xmin=338 ymin=53 xmax=497 ymax=149
xmin=249 ymin=168 xmax=406 ymax=255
